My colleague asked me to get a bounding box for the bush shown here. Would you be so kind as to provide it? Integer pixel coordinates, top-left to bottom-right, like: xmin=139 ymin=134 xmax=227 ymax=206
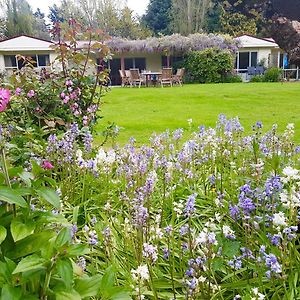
xmin=184 ymin=48 xmax=235 ymax=83
xmin=222 ymin=74 xmax=243 ymax=83
xmin=250 ymin=75 xmax=264 ymax=82
xmin=263 ymin=67 xmax=282 ymax=82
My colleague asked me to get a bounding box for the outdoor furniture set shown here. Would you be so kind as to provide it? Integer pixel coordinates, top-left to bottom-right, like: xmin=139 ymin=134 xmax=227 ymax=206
xmin=119 ymin=68 xmax=185 ymax=88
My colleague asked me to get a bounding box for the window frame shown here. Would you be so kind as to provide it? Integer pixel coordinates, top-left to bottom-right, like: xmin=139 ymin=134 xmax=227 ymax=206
xmin=4 ymin=54 xmax=50 ymax=70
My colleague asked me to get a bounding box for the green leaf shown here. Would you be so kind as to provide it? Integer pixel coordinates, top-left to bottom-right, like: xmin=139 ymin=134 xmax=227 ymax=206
xmin=57 ymin=259 xmax=73 ymax=289
xmin=212 ymin=258 xmax=224 ymax=271
xmin=8 ymin=231 xmax=55 ymax=258
xmin=55 ymin=227 xmax=71 ymax=248
xmin=0 ymin=225 xmax=7 ymax=244
xmin=11 ymin=219 xmax=35 ymax=242
xmin=75 ymin=275 xmax=101 ymax=298
xmin=100 ymin=266 xmax=116 ymax=291
xmin=12 ymin=254 xmax=46 ymax=274
xmin=55 ymin=290 xmax=81 ymax=300
xmin=0 ymin=187 xmax=27 ymax=207
xmin=67 ymin=244 xmax=90 ymax=256
xmin=222 ymin=240 xmax=240 ymax=258
xmin=1 ymin=284 xmax=22 ymax=300
xmin=36 ymin=187 xmax=60 ymax=209
xmin=18 ymin=171 xmax=34 ymax=187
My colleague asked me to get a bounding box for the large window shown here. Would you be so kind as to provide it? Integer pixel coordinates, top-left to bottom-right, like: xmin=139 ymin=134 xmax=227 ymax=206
xmin=4 ymin=54 xmax=50 ymax=70
xmin=161 ymin=56 xmax=183 ymax=68
xmin=236 ymin=51 xmax=258 ymax=70
xmin=124 ymin=57 xmax=146 ymax=71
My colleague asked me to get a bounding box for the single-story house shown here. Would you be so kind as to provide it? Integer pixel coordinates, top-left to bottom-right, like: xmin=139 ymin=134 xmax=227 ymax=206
xmin=0 ymin=35 xmax=58 ymax=77
xmin=0 ymin=34 xmax=297 ymax=84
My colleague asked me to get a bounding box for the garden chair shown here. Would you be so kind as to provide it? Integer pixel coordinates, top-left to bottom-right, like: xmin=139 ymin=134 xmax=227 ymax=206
xmin=247 ymin=67 xmax=256 ymax=81
xmin=119 ymin=70 xmax=130 ymax=87
xmin=256 ymin=66 xmax=265 ymax=75
xmin=129 ymin=69 xmax=145 ymax=88
xmin=160 ymin=68 xmax=173 ymax=87
xmin=125 ymin=70 xmax=134 ymax=87
xmin=172 ymin=68 xmax=185 ymax=86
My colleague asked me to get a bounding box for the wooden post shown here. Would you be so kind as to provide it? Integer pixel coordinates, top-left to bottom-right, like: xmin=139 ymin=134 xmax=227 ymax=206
xmin=121 ymin=55 xmax=125 ymax=71
xmin=167 ymin=55 xmax=170 ymax=68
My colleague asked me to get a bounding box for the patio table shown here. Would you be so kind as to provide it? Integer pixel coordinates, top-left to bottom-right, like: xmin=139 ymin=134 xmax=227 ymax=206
xmin=142 ymin=71 xmax=162 ymax=87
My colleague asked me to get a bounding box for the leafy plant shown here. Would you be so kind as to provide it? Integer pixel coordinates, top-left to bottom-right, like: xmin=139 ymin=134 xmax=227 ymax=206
xmin=184 ymin=48 xmax=235 ymax=83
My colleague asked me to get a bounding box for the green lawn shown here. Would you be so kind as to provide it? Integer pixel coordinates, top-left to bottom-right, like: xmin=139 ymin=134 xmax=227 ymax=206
xmin=96 ymin=82 xmax=300 ymax=145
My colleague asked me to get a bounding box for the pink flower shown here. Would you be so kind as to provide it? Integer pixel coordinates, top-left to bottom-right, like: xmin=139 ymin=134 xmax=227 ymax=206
xmin=0 ymin=88 xmax=11 ymax=112
xmin=27 ymin=90 xmax=35 ymax=98
xmin=60 ymin=92 xmax=65 ymax=99
xmin=15 ymin=87 xmax=22 ymax=96
xmin=63 ymin=95 xmax=70 ymax=104
xmin=65 ymin=79 xmax=73 ymax=86
xmin=42 ymin=160 xmax=54 ymax=170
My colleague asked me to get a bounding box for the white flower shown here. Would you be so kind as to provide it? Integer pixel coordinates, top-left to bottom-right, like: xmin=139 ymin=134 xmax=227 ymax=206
xmin=273 ymin=212 xmax=287 ymax=227
xmin=222 ymin=225 xmax=235 ymax=238
xmin=131 ymin=264 xmax=149 ymax=282
xmin=282 ymin=166 xmax=300 ymax=181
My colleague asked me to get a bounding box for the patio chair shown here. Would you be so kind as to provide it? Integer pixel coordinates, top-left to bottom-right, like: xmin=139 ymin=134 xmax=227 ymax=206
xmin=160 ymin=68 xmax=173 ymax=87
xmin=256 ymin=66 xmax=265 ymax=75
xmin=172 ymin=68 xmax=185 ymax=86
xmin=129 ymin=68 xmax=145 ymax=88
xmin=247 ymin=66 xmax=256 ymax=81
xmin=119 ymin=70 xmax=130 ymax=87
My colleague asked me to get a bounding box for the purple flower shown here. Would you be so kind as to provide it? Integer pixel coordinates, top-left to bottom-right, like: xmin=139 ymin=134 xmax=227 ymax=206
xmin=27 ymin=90 xmax=35 ymax=98
xmin=15 ymin=87 xmax=21 ymax=96
xmin=184 ymin=193 xmax=197 ymax=217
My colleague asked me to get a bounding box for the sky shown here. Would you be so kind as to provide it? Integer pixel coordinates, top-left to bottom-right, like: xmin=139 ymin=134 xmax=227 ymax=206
xmin=27 ymin=0 xmax=150 ymax=16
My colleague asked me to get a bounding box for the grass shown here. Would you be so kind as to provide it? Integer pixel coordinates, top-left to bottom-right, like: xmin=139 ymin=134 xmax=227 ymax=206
xmin=96 ymin=82 xmax=300 ymax=146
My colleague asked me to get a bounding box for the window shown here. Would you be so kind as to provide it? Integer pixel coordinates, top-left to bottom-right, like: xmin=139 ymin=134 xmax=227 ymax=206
xmin=237 ymin=52 xmax=258 ymax=70
xmin=4 ymin=54 xmax=50 ymax=70
xmin=250 ymin=52 xmax=258 ymax=67
xmin=161 ymin=56 xmax=183 ymax=68
xmin=239 ymin=52 xmax=249 ymax=69
xmin=124 ymin=57 xmax=146 ymax=71
xmin=38 ymin=55 xmax=50 ymax=67
xmin=4 ymin=55 xmax=17 ymax=68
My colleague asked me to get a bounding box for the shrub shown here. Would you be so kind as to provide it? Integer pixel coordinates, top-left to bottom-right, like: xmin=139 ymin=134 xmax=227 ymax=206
xmin=263 ymin=67 xmax=282 ymax=82
xmin=184 ymin=48 xmax=235 ymax=83
xmin=222 ymin=74 xmax=243 ymax=83
xmin=250 ymin=75 xmax=264 ymax=82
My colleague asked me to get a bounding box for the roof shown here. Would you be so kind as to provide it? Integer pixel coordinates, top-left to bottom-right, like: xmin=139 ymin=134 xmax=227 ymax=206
xmin=0 ymin=35 xmax=54 ymax=52
xmin=235 ymin=34 xmax=279 ymax=49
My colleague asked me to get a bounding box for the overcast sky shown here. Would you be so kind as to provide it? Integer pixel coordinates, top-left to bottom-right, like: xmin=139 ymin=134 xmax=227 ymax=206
xmin=27 ymin=0 xmax=149 ymax=16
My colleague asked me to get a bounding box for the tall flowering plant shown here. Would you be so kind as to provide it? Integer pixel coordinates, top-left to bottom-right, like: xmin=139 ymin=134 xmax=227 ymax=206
xmin=1 ymin=20 xmax=110 ymax=136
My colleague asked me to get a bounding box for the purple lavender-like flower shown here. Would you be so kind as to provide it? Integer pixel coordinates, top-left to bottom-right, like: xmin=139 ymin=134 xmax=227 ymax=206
xmin=143 ymin=243 xmax=158 ymax=263
xmin=83 ymin=130 xmax=93 ymax=153
xmin=184 ymin=193 xmax=197 ymax=217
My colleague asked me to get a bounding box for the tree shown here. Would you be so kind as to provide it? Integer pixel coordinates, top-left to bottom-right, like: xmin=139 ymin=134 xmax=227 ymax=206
xmin=33 ymin=8 xmax=50 ymax=39
xmin=142 ymin=0 xmax=172 ymax=35
xmin=4 ymin=0 xmax=35 ymax=37
xmin=171 ymin=0 xmax=212 ymax=35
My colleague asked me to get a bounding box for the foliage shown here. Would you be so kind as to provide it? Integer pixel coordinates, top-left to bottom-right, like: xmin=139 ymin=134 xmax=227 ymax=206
xmin=142 ymin=0 xmax=172 ymax=35
xmin=171 ymin=0 xmax=212 ymax=35
xmin=220 ymin=10 xmax=257 ymax=36
xmin=0 ymin=135 xmax=100 ymax=299
xmin=1 ymin=0 xmax=50 ymax=39
xmin=108 ymin=33 xmax=238 ymax=54
xmin=184 ymin=48 xmax=235 ymax=83
xmin=40 ymin=114 xmax=300 ymax=299
xmin=250 ymin=75 xmax=264 ymax=82
xmin=1 ymin=21 xmax=110 ymax=140
xmin=222 ymin=74 xmax=243 ymax=83
xmin=263 ymin=68 xmax=282 ymax=82
xmin=48 ymin=0 xmax=151 ymax=40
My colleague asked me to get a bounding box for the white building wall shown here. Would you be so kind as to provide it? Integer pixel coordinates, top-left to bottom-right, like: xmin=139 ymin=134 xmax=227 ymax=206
xmin=0 ymin=55 xmax=5 ymax=72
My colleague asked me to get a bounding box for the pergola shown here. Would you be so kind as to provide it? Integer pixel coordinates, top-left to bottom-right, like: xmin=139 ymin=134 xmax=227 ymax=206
xmin=106 ymin=33 xmax=238 ymax=70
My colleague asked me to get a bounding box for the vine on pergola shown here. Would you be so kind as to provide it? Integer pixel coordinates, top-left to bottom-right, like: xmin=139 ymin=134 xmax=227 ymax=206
xmin=106 ymin=33 xmax=238 ymax=55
